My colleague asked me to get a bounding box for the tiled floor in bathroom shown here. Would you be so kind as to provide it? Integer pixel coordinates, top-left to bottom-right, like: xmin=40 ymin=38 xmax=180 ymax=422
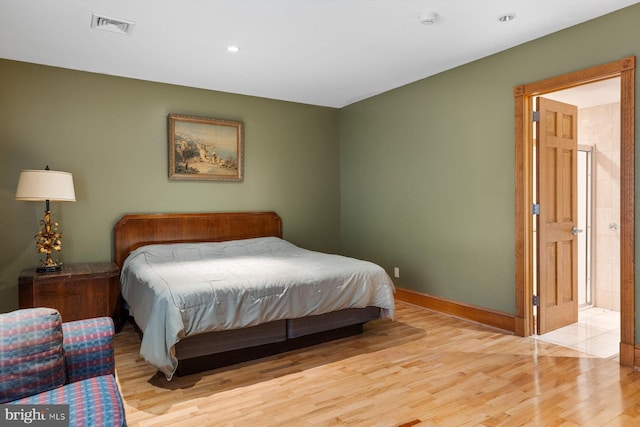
xmin=536 ymin=307 xmax=620 ymax=359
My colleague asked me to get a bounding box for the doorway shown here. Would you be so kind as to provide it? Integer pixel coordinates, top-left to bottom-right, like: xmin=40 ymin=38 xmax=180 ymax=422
xmin=513 ymin=56 xmax=636 ymax=367
xmin=533 ymin=82 xmax=621 ymax=357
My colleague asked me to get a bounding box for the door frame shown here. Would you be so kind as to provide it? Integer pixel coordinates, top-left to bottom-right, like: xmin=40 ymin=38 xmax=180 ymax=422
xmin=514 ymin=56 xmax=636 ymax=367
xmin=576 ymin=144 xmax=595 ymax=308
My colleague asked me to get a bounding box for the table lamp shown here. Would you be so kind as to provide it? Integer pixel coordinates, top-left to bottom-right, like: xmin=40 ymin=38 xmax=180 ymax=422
xmin=15 ymin=166 xmax=76 ymax=272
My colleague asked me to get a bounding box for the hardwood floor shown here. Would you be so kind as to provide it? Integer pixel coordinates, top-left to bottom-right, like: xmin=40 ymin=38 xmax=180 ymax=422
xmin=114 ymin=302 xmax=640 ymax=426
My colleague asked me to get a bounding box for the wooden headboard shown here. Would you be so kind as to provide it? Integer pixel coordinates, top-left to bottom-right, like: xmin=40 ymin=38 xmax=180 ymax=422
xmin=113 ymin=212 xmax=282 ymax=268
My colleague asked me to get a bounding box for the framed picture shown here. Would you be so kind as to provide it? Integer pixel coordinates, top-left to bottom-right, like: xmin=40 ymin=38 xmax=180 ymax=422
xmin=168 ymin=114 xmax=244 ymax=182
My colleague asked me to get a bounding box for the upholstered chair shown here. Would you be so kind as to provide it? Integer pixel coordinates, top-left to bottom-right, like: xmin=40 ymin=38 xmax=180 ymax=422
xmin=0 ymin=307 xmax=126 ymax=426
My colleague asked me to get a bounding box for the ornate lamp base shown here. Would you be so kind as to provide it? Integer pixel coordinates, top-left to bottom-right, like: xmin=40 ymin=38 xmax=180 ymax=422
xmin=35 ymin=208 xmax=64 ymax=273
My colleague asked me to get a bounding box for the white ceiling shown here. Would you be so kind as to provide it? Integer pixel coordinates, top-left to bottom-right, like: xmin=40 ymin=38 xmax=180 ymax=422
xmin=0 ymin=1 xmax=637 ymax=108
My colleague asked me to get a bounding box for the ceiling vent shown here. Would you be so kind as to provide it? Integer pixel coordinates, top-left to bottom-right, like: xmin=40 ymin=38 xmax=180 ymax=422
xmin=91 ymin=13 xmax=135 ymax=35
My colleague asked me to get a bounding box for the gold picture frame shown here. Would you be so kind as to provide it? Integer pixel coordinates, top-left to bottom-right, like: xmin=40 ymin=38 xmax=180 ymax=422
xmin=168 ymin=114 xmax=244 ymax=182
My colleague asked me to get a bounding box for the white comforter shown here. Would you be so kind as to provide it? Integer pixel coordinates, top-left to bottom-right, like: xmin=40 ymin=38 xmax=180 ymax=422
xmin=120 ymin=237 xmax=395 ymax=379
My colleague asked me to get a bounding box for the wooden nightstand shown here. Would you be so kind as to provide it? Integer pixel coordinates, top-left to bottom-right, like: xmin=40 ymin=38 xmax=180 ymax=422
xmin=19 ymin=262 xmax=120 ymax=323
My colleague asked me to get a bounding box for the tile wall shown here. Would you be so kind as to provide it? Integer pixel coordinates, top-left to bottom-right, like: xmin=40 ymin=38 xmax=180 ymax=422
xmin=578 ymin=102 xmax=620 ymax=311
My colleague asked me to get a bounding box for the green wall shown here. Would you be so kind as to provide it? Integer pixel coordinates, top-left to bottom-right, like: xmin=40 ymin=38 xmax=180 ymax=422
xmin=2 ymin=4 xmax=640 ymax=340
xmin=0 ymin=61 xmax=340 ymax=313
xmin=339 ymin=5 xmax=640 ymax=319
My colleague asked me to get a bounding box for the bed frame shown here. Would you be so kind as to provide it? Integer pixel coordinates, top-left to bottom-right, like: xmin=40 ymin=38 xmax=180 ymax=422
xmin=113 ymin=212 xmax=380 ymax=376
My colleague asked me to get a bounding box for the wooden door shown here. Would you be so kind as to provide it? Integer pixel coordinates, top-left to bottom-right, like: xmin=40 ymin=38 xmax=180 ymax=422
xmin=536 ymin=97 xmax=579 ymax=334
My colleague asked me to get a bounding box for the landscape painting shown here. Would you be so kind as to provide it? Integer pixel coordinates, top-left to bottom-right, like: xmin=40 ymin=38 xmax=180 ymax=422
xmin=169 ymin=114 xmax=244 ymax=181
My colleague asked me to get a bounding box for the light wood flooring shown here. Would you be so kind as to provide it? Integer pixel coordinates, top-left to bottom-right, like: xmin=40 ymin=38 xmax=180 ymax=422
xmin=114 ymin=301 xmax=640 ymax=426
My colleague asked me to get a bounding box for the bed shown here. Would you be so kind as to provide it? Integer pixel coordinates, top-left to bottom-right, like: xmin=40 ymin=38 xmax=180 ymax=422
xmin=114 ymin=212 xmax=395 ymax=380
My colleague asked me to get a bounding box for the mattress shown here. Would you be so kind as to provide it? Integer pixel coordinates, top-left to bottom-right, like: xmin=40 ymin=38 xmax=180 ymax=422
xmin=120 ymin=237 xmax=395 ymax=379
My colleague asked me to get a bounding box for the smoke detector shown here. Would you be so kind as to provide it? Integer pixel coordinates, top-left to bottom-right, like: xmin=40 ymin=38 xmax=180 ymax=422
xmin=91 ymin=13 xmax=135 ymax=35
xmin=419 ymin=12 xmax=439 ymax=25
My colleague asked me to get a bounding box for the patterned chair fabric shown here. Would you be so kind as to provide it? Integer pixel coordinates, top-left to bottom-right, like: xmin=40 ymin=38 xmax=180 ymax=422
xmin=0 ymin=307 xmax=66 ymax=402
xmin=0 ymin=308 xmax=126 ymax=426
xmin=62 ymin=317 xmax=115 ymax=383
xmin=11 ymin=375 xmax=126 ymax=427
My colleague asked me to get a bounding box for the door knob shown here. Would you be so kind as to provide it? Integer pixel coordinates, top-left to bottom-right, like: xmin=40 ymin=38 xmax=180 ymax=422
xmin=571 ymin=226 xmax=583 ymax=235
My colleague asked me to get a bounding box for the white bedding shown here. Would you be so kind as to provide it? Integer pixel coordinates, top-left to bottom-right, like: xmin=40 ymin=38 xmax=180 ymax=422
xmin=120 ymin=237 xmax=395 ymax=379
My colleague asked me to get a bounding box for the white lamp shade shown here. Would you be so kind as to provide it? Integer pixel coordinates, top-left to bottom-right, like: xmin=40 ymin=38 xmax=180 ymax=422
xmin=15 ymin=169 xmax=76 ymax=202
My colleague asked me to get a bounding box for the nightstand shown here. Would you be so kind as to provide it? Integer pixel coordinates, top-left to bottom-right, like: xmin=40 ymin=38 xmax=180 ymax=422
xmin=19 ymin=262 xmax=120 ymax=323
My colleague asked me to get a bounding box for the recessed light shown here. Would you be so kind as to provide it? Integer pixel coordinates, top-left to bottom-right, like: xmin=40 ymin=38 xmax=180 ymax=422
xmin=227 ymin=45 xmax=240 ymax=53
xmin=498 ymin=13 xmax=516 ymax=23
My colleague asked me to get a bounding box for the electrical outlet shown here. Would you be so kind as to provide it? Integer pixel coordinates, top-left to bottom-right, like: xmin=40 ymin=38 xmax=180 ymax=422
xmin=394 ymin=267 xmax=400 ymax=278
